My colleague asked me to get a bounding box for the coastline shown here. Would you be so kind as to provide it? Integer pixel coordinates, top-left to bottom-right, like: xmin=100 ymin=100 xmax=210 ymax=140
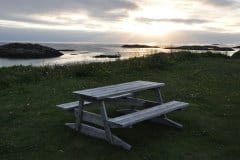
xmin=0 ymin=42 xmax=239 ymax=67
xmin=0 ymin=52 xmax=239 ymax=159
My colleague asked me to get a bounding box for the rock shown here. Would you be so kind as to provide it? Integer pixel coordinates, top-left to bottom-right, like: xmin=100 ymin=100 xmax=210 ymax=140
xmin=0 ymin=43 xmax=63 ymax=59
xmin=94 ymin=54 xmax=121 ymax=58
xmin=122 ymin=44 xmax=160 ymax=48
xmin=165 ymin=45 xmax=234 ymax=51
xmin=233 ymin=46 xmax=240 ymax=49
xmin=57 ymin=49 xmax=76 ymax=51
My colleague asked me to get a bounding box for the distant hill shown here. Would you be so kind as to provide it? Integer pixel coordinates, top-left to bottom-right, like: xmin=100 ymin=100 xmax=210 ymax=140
xmin=233 ymin=46 xmax=240 ymax=49
xmin=165 ymin=45 xmax=234 ymax=51
xmin=0 ymin=43 xmax=63 ymax=59
xmin=232 ymin=50 xmax=240 ymax=58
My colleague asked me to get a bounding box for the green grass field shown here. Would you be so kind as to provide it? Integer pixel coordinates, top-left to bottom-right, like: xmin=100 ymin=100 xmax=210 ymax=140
xmin=0 ymin=53 xmax=240 ymax=160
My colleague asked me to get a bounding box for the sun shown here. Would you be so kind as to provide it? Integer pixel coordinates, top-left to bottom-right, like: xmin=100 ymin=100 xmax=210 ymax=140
xmin=117 ymin=20 xmax=172 ymax=36
xmin=117 ymin=1 xmax=188 ymax=36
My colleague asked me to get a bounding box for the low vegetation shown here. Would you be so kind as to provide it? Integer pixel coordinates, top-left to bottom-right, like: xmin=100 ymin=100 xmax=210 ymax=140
xmin=232 ymin=50 xmax=240 ymax=58
xmin=0 ymin=52 xmax=239 ymax=160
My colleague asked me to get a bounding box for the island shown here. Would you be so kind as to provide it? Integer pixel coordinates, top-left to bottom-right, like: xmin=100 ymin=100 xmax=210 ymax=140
xmin=0 ymin=43 xmax=63 ymax=59
xmin=165 ymin=45 xmax=234 ymax=51
xmin=94 ymin=54 xmax=121 ymax=58
xmin=122 ymin=44 xmax=160 ymax=48
xmin=233 ymin=46 xmax=240 ymax=49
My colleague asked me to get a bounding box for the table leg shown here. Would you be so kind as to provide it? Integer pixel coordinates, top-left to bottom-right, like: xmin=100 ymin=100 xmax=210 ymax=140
xmin=75 ymin=98 xmax=84 ymax=131
xmin=100 ymin=100 xmax=132 ymax=150
xmin=65 ymin=123 xmax=132 ymax=150
xmin=153 ymin=87 xmax=183 ymax=129
xmin=67 ymin=100 xmax=132 ymax=150
xmin=151 ymin=116 xmax=183 ymax=129
xmin=155 ymin=87 xmax=163 ymax=104
xmin=99 ymin=100 xmax=113 ymax=143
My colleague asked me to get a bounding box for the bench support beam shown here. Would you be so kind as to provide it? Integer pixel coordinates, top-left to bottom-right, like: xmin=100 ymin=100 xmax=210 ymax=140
xmin=65 ymin=123 xmax=131 ymax=150
xmin=100 ymin=101 xmax=113 ymax=143
xmin=75 ymin=99 xmax=84 ymax=131
xmin=151 ymin=116 xmax=183 ymax=129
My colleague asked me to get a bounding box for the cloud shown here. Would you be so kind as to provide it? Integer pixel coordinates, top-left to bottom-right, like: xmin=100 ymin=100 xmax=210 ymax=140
xmin=137 ymin=17 xmax=209 ymax=25
xmin=0 ymin=0 xmax=138 ymax=21
xmin=0 ymin=0 xmax=239 ymax=44
xmin=201 ymin=0 xmax=235 ymax=6
xmin=1 ymin=27 xmax=240 ymax=44
xmin=186 ymin=0 xmax=238 ymax=7
xmin=0 ymin=27 xmax=131 ymax=42
xmin=165 ymin=30 xmax=240 ymax=44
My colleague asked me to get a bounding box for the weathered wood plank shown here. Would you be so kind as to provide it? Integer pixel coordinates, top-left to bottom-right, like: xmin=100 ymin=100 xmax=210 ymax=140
xmin=80 ymin=83 xmax=163 ymax=99
xmin=107 ymin=93 xmax=132 ymax=99
xmin=108 ymin=97 xmax=159 ymax=107
xmin=75 ymin=110 xmax=104 ymax=127
xmin=151 ymin=116 xmax=183 ymax=129
xmin=112 ymin=135 xmax=132 ymax=150
xmin=66 ymin=123 xmax=107 ymax=140
xmin=73 ymin=81 xmax=165 ymax=100
xmin=110 ymin=101 xmax=187 ymax=122
xmin=100 ymin=101 xmax=113 ymax=143
xmin=56 ymin=101 xmax=92 ymax=110
xmin=116 ymin=108 xmax=138 ymax=114
xmin=75 ymin=81 xmax=152 ymax=95
xmin=56 ymin=93 xmax=133 ymax=110
xmin=65 ymin=123 xmax=131 ymax=150
xmin=155 ymin=87 xmax=163 ymax=104
xmin=108 ymin=101 xmax=189 ymax=127
xmin=75 ymin=99 xmax=84 ymax=131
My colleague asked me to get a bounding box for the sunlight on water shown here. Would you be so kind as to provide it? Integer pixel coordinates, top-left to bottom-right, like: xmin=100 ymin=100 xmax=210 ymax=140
xmin=0 ymin=43 xmax=237 ymax=67
xmin=0 ymin=45 xmax=169 ymax=67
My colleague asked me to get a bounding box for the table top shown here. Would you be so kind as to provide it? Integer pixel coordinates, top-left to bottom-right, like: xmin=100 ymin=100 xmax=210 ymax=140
xmin=73 ymin=80 xmax=165 ymax=100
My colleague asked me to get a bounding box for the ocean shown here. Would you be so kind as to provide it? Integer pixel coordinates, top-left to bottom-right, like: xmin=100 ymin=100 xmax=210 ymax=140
xmin=0 ymin=42 xmax=237 ymax=67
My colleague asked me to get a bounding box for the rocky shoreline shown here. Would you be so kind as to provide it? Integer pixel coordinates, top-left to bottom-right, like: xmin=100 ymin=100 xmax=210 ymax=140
xmin=94 ymin=54 xmax=121 ymax=58
xmin=165 ymin=45 xmax=234 ymax=51
xmin=0 ymin=43 xmax=63 ymax=59
xmin=122 ymin=44 xmax=160 ymax=48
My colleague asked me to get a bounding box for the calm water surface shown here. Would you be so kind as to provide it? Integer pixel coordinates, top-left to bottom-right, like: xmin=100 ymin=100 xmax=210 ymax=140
xmin=0 ymin=43 xmax=237 ymax=67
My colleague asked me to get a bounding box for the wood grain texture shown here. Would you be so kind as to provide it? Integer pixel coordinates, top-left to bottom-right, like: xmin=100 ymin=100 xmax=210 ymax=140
xmin=73 ymin=81 xmax=165 ymax=100
xmin=56 ymin=101 xmax=91 ymax=110
xmin=108 ymin=101 xmax=189 ymax=127
xmin=100 ymin=101 xmax=113 ymax=143
xmin=82 ymin=110 xmax=104 ymax=127
xmin=65 ymin=123 xmax=131 ymax=150
xmin=56 ymin=93 xmax=133 ymax=110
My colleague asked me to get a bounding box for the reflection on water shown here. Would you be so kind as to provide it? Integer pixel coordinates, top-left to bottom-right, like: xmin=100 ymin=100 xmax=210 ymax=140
xmin=0 ymin=47 xmax=169 ymax=67
xmin=0 ymin=43 xmax=238 ymax=67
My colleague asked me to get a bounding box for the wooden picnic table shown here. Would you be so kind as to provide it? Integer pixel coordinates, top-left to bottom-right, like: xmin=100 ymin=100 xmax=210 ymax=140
xmin=57 ymin=80 xmax=189 ymax=150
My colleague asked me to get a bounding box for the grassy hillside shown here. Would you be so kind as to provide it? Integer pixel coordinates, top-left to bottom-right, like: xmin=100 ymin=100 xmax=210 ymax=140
xmin=0 ymin=52 xmax=239 ymax=160
xmin=232 ymin=50 xmax=240 ymax=58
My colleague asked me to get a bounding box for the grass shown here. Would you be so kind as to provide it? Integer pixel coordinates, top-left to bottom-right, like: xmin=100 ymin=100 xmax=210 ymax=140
xmin=0 ymin=52 xmax=240 ymax=160
xmin=232 ymin=50 xmax=240 ymax=58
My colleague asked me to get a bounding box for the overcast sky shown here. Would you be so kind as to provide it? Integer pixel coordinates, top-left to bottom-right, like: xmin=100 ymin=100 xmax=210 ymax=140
xmin=0 ymin=0 xmax=240 ymax=44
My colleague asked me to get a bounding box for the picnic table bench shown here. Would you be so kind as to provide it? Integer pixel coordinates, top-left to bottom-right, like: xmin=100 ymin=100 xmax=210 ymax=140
xmin=56 ymin=81 xmax=189 ymax=150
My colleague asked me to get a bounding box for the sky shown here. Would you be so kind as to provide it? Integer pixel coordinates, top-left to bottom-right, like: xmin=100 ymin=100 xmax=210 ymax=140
xmin=0 ymin=0 xmax=240 ymax=44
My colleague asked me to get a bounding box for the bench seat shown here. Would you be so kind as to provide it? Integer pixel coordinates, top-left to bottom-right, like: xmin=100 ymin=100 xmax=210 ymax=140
xmin=56 ymin=101 xmax=92 ymax=110
xmin=108 ymin=101 xmax=188 ymax=127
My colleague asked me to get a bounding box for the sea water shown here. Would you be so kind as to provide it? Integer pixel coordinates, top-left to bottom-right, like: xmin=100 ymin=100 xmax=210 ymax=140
xmin=0 ymin=42 xmax=237 ymax=67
